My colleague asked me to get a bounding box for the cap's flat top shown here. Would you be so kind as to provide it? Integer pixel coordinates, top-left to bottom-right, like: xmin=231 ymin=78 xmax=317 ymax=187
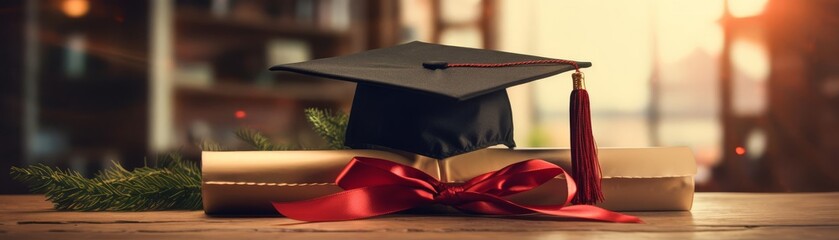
xmin=270 ymin=41 xmax=591 ymax=100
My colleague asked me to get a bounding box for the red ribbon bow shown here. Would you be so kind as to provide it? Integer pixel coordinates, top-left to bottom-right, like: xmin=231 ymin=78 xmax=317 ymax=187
xmin=273 ymin=157 xmax=641 ymax=223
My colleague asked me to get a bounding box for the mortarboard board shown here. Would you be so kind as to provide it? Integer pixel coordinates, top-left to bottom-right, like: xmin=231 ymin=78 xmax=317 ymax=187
xmin=270 ymin=41 xmax=604 ymax=204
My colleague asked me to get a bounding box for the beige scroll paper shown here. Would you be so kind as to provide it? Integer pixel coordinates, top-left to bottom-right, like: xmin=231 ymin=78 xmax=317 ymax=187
xmin=202 ymin=147 xmax=695 ymax=215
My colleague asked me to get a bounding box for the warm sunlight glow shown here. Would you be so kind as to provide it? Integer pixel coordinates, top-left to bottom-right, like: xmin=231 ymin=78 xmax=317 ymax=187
xmin=728 ymin=0 xmax=768 ymax=18
xmin=499 ymin=0 xmax=724 ymax=152
xmin=62 ymin=0 xmax=90 ymax=18
xmin=656 ymin=0 xmax=724 ymax=64
xmin=732 ymin=39 xmax=770 ymax=82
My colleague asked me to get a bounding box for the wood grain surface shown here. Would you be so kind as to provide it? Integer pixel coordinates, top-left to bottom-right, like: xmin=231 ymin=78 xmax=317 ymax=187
xmin=1 ymin=193 xmax=837 ymax=239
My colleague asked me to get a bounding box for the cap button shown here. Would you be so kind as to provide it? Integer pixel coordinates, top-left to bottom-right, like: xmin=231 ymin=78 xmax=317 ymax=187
xmin=422 ymin=61 xmax=449 ymax=70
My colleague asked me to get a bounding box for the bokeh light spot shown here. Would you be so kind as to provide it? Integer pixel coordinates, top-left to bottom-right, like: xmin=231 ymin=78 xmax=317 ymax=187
xmin=735 ymin=146 xmax=747 ymax=156
xmin=235 ymin=110 xmax=247 ymax=119
xmin=746 ymin=128 xmax=767 ymax=159
xmin=62 ymin=0 xmax=90 ymax=18
xmin=732 ymin=39 xmax=770 ymax=82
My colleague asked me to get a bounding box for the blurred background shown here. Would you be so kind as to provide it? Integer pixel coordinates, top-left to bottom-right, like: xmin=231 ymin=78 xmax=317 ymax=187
xmin=1 ymin=0 xmax=838 ymax=194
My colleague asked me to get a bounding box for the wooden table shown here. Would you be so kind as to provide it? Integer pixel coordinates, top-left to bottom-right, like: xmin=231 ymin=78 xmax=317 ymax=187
xmin=1 ymin=193 xmax=837 ymax=239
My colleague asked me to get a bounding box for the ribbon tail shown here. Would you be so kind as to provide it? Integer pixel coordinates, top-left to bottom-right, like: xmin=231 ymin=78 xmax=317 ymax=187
xmin=273 ymin=185 xmax=433 ymax=222
xmin=524 ymin=204 xmax=642 ymax=223
xmin=455 ymin=192 xmax=641 ymax=223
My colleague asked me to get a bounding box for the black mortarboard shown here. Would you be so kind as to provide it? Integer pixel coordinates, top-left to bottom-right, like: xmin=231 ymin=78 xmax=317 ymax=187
xmin=270 ymin=41 xmax=589 ymax=157
xmin=270 ymin=41 xmax=605 ymax=204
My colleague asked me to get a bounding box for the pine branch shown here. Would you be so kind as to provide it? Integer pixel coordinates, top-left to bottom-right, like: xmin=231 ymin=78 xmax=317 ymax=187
xmin=235 ymin=128 xmax=292 ymax=151
xmin=9 ymin=108 xmax=348 ymax=211
xmin=304 ymin=108 xmax=349 ymax=149
xmin=197 ymin=140 xmax=225 ymax=151
xmin=10 ymin=153 xmax=202 ymax=211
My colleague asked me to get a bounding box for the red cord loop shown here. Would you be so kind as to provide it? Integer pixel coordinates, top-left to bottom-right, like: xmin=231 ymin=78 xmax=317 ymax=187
xmin=445 ymin=60 xmax=581 ymax=72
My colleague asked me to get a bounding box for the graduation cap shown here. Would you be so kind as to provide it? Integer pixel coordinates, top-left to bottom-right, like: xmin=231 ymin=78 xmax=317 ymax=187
xmin=270 ymin=41 xmax=604 ymax=204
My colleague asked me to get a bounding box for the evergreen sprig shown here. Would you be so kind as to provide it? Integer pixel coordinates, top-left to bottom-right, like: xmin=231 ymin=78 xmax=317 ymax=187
xmin=235 ymin=128 xmax=292 ymax=150
xmin=10 ymin=153 xmax=202 ymax=211
xmin=11 ymin=108 xmax=350 ymax=211
xmin=305 ymin=108 xmax=349 ymax=149
xmin=197 ymin=140 xmax=225 ymax=152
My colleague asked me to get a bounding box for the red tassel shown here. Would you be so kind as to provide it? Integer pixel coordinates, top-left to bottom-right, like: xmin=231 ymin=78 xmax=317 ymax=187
xmin=435 ymin=59 xmax=604 ymax=204
xmin=570 ymin=72 xmax=604 ymax=205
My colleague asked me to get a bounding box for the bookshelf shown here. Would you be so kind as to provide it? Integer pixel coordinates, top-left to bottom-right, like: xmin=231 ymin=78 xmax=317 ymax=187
xmin=5 ymin=0 xmax=401 ymax=192
xmin=166 ymin=0 xmax=398 ymax=158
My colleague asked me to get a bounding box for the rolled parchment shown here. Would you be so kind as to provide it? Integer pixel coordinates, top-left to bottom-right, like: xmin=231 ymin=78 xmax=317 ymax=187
xmin=202 ymin=147 xmax=695 ymax=215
